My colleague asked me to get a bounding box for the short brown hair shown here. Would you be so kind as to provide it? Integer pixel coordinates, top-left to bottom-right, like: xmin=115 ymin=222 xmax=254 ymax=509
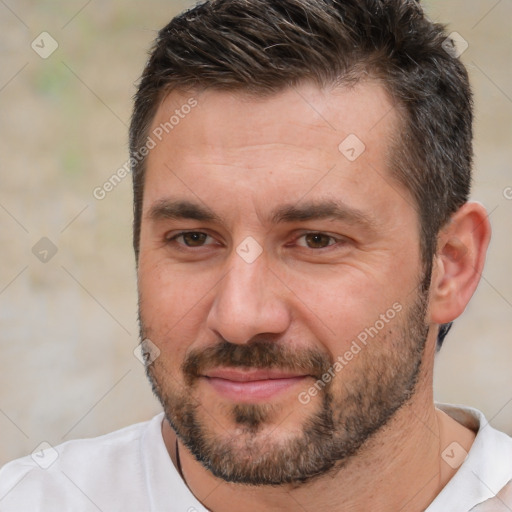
xmin=130 ymin=0 xmax=473 ymax=272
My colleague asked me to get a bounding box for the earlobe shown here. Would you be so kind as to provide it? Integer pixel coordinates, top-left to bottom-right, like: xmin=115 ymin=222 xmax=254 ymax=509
xmin=429 ymin=202 xmax=491 ymax=325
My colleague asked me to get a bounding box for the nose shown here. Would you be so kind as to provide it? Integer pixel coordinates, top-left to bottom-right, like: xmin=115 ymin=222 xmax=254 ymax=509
xmin=206 ymin=246 xmax=292 ymax=344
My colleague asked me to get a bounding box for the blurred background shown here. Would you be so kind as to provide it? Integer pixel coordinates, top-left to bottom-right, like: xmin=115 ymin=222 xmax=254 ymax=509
xmin=0 ymin=0 xmax=511 ymax=465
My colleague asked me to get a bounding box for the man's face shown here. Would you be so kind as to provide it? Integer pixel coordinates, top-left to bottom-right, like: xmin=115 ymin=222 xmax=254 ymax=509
xmin=137 ymin=82 xmax=431 ymax=484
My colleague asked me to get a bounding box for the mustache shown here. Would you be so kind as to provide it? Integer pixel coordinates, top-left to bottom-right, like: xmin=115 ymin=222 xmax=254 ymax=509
xmin=182 ymin=339 xmax=333 ymax=385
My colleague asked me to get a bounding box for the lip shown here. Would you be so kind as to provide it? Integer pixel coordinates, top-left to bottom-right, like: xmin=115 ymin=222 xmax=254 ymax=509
xmin=201 ymin=368 xmax=311 ymax=402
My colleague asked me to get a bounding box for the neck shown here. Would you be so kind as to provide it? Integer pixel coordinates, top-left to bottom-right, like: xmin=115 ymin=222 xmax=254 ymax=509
xmin=163 ymin=361 xmax=475 ymax=511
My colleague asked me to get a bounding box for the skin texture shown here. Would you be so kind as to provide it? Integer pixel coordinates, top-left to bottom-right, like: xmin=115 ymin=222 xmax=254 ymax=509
xmin=137 ymin=81 xmax=491 ymax=511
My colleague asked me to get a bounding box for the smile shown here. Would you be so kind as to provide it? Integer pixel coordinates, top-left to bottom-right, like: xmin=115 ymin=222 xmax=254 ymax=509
xmin=201 ymin=368 xmax=311 ymax=402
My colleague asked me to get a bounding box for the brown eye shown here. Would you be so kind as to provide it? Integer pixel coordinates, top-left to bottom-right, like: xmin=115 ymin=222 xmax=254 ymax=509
xmin=169 ymin=232 xmax=211 ymax=247
xmin=300 ymin=233 xmax=336 ymax=249
xmin=182 ymin=232 xmax=208 ymax=246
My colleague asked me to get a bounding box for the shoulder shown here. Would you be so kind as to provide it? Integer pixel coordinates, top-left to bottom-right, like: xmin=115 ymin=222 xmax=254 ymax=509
xmin=429 ymin=403 xmax=512 ymax=511
xmin=0 ymin=414 xmax=163 ymax=512
xmin=469 ymin=479 xmax=512 ymax=511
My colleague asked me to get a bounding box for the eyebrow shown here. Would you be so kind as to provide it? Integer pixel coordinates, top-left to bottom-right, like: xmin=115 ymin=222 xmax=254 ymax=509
xmin=147 ymin=198 xmax=376 ymax=229
xmin=148 ymin=198 xmax=222 ymax=224
xmin=270 ymin=199 xmax=376 ymax=228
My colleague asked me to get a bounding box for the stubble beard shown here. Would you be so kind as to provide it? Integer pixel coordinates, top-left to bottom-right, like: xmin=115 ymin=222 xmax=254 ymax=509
xmin=141 ymin=284 xmax=430 ymax=486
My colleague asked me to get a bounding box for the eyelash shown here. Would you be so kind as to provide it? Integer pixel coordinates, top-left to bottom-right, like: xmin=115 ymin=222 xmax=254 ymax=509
xmin=165 ymin=231 xmax=344 ymax=251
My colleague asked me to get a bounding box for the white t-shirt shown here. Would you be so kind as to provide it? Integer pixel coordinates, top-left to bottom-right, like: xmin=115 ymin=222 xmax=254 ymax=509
xmin=0 ymin=403 xmax=511 ymax=512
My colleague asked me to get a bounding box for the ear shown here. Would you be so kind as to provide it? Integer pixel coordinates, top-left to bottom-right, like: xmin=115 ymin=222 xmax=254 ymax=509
xmin=429 ymin=201 xmax=491 ymax=324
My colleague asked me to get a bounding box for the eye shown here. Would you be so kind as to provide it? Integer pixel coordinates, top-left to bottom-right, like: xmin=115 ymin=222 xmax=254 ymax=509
xmin=296 ymin=232 xmax=340 ymax=249
xmin=167 ymin=231 xmax=215 ymax=248
xmin=166 ymin=231 xmax=345 ymax=252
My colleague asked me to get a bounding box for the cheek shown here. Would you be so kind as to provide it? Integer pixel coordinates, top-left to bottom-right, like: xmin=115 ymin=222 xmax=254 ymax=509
xmin=139 ymin=254 xmax=207 ymax=307
xmin=321 ymin=310 xmax=409 ymax=397
xmin=137 ymin=259 xmax=216 ymax=351
xmin=279 ymin=264 xmax=406 ymax=350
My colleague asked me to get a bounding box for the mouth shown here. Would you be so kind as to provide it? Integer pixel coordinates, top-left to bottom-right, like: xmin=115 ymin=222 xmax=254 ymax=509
xmin=201 ymin=368 xmax=312 ymax=403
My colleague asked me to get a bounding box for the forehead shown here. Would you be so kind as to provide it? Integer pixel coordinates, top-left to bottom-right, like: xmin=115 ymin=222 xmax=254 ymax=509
xmin=142 ymin=81 xmax=412 ymax=225
xmin=149 ymin=80 xmax=398 ymax=159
